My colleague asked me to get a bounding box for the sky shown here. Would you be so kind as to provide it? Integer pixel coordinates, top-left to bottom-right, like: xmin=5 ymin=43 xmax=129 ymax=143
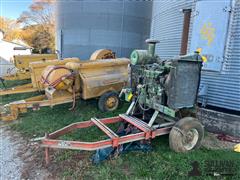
xmin=0 ymin=0 xmax=32 ymax=19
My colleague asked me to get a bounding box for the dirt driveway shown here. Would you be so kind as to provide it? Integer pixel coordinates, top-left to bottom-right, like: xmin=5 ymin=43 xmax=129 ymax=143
xmin=0 ymin=126 xmax=23 ymax=179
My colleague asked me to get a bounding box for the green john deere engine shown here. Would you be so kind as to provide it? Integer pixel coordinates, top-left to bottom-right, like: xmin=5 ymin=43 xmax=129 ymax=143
xmin=118 ymin=40 xmax=206 ymax=153
xmin=126 ymin=39 xmax=203 ymax=118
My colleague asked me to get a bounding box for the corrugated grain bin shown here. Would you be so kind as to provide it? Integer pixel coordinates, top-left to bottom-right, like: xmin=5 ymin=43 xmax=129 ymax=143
xmin=56 ymin=0 xmax=152 ymax=59
xmin=150 ymin=0 xmax=194 ymax=59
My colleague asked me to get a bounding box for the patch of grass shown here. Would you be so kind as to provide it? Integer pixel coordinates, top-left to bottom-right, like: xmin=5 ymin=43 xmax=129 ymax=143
xmin=1 ymin=80 xmax=240 ymax=179
xmin=10 ymin=99 xmax=127 ymax=137
xmin=88 ymin=136 xmax=240 ymax=179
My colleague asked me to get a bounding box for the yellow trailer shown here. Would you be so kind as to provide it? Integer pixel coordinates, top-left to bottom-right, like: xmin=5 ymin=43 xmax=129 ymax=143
xmin=0 ymin=49 xmax=115 ymax=96
xmin=0 ymin=57 xmax=129 ymax=121
xmin=0 ymin=58 xmax=80 ymax=96
xmin=2 ymin=54 xmax=57 ymax=81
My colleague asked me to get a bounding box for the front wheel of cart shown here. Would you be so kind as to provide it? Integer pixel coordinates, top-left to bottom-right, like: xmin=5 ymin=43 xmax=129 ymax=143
xmin=169 ymin=117 xmax=204 ymax=152
xmin=98 ymin=91 xmax=120 ymax=112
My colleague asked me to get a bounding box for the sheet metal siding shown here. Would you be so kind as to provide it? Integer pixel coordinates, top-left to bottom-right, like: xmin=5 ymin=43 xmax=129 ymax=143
xmin=200 ymin=1 xmax=240 ymax=111
xmin=151 ymin=0 xmax=240 ymax=111
xmin=150 ymin=0 xmax=195 ymax=59
xmin=223 ymin=1 xmax=240 ymax=74
xmin=56 ymin=0 xmax=152 ymax=59
xmin=190 ymin=0 xmax=232 ymax=71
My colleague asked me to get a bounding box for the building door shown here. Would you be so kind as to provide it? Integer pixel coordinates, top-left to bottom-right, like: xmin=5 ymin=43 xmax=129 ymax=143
xmin=190 ymin=0 xmax=231 ymax=71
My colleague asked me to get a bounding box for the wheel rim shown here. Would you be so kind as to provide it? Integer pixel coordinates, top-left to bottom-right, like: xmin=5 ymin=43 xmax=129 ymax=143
xmin=105 ymin=96 xmax=118 ymax=110
xmin=183 ymin=128 xmax=199 ymax=150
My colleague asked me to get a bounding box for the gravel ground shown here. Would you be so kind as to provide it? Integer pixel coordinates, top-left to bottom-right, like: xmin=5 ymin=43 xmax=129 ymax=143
xmin=0 ymin=126 xmax=24 ymax=180
xmin=0 ymin=125 xmax=52 ymax=180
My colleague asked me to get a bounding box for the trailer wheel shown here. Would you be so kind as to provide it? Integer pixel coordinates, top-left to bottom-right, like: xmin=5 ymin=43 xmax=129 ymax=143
xmin=169 ymin=117 xmax=204 ymax=152
xmin=98 ymin=91 xmax=119 ymax=112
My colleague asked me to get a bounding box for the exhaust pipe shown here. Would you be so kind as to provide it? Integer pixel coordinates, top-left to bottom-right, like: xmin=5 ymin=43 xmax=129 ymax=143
xmin=146 ymin=39 xmax=160 ymax=57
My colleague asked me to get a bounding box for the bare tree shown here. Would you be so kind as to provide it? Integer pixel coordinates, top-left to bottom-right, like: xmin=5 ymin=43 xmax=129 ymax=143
xmin=18 ymin=0 xmax=55 ymax=27
xmin=0 ymin=16 xmax=22 ymax=41
xmin=17 ymin=0 xmax=56 ymax=52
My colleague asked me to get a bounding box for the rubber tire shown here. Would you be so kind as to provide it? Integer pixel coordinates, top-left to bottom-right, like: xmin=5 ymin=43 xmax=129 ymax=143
xmin=98 ymin=91 xmax=119 ymax=112
xmin=169 ymin=117 xmax=204 ymax=153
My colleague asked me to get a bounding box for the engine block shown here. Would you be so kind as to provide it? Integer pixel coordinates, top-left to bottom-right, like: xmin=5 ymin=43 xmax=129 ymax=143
xmin=128 ymin=39 xmax=203 ymax=117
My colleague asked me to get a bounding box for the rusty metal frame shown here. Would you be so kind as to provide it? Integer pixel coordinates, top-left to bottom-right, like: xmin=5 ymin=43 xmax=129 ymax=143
xmin=0 ymin=91 xmax=79 ymax=121
xmin=41 ymin=114 xmax=173 ymax=164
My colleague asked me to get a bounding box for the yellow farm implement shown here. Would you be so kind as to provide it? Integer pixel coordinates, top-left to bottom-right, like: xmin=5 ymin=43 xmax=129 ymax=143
xmin=0 ymin=50 xmax=129 ymax=121
xmin=0 ymin=58 xmax=80 ymax=96
xmin=0 ymin=49 xmax=115 ymax=96
xmin=1 ymin=54 xmax=57 ymax=81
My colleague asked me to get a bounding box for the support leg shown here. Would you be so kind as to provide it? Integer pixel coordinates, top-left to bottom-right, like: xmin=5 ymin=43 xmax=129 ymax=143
xmin=126 ymin=101 xmax=135 ymax=115
xmin=148 ymin=110 xmax=159 ymax=127
xmin=45 ymin=147 xmax=50 ymax=165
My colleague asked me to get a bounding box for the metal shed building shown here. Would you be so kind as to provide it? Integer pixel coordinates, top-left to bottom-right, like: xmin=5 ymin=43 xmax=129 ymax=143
xmin=150 ymin=0 xmax=195 ymax=59
xmin=150 ymin=0 xmax=240 ymax=136
xmin=56 ymin=0 xmax=152 ymax=59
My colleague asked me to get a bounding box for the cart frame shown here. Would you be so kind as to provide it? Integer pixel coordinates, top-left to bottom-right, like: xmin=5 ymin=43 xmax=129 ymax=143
xmin=41 ymin=113 xmax=174 ymax=164
xmin=0 ymin=91 xmax=78 ymax=121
